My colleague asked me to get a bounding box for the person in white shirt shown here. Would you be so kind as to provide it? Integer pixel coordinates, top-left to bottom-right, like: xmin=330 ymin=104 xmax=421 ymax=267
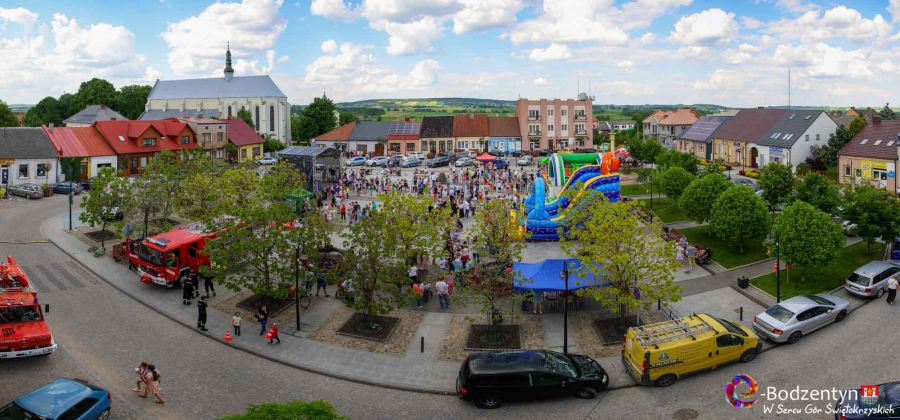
xmin=435 ymin=279 xmax=451 ymax=308
xmin=408 ymin=264 xmax=418 ymax=286
xmin=887 ymin=275 xmax=898 ymax=305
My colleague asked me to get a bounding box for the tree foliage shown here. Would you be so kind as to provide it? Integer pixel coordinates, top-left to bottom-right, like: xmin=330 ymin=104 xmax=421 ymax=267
xmin=678 ymin=173 xmax=732 ymax=226
xmin=74 ymin=78 xmax=117 ymax=110
xmin=626 ymin=135 xmax=661 ymax=164
xmin=771 ymin=201 xmax=844 ymax=281
xmin=879 ymin=102 xmax=896 ymax=120
xmin=380 ymin=191 xmax=453 ymax=264
xmin=0 ymin=101 xmax=18 ymax=127
xmin=794 ymin=172 xmax=841 ymax=215
xmin=263 ymin=134 xmax=286 ymax=153
xmin=24 ymin=97 xmax=61 ymax=127
xmin=56 ymin=93 xmax=79 ymax=121
xmin=758 ymin=162 xmax=795 ymax=209
xmin=655 ymin=166 xmax=694 ymax=203
xmin=655 ymin=148 xmax=699 ymax=175
xmin=842 ymin=185 xmax=900 ymax=252
xmin=222 ymin=400 xmax=346 ymax=420
xmin=114 ymin=85 xmax=152 ymax=120
xmin=338 ymin=111 xmax=357 ymax=126
xmin=710 ymin=186 xmax=770 ymax=253
xmin=237 ymin=107 xmax=254 ymax=129
xmin=78 ymin=167 xmax=129 ymax=248
xmin=295 ymin=96 xmax=337 ymax=144
xmin=812 ymin=117 xmax=866 ymax=167
xmin=560 ymin=192 xmax=681 ymax=329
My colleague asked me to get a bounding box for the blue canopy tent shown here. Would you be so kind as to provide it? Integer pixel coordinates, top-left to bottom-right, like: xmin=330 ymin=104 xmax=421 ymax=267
xmin=513 ymin=258 xmax=608 ymax=293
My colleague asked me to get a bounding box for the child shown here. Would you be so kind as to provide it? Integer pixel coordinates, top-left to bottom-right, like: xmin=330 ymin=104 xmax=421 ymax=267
xmin=132 ymin=362 xmax=148 ymax=392
xmin=268 ymin=322 xmax=281 ymax=344
xmin=232 ymin=312 xmax=242 ymax=336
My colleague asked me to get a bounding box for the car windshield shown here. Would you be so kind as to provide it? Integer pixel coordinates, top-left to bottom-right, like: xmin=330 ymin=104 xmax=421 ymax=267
xmin=847 ymin=273 xmax=871 ymax=286
xmin=138 ymin=245 xmax=164 ymax=267
xmin=0 ymin=305 xmax=43 ymax=324
xmin=804 ymin=295 xmax=835 ymax=306
xmin=715 ymin=317 xmax=747 ymax=336
xmin=0 ymin=402 xmax=40 ymax=419
xmin=544 ymin=351 xmax=578 ymax=377
xmin=765 ymin=305 xmax=795 ymax=323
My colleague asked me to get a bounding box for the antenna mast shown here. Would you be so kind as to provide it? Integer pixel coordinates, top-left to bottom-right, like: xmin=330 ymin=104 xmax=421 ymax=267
xmin=788 ymin=65 xmax=791 ymax=110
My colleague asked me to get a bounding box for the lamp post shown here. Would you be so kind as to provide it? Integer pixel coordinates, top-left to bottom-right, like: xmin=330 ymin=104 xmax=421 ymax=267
xmin=559 ymin=261 xmax=569 ymax=356
xmin=68 ymin=189 xmax=74 ymax=231
xmin=775 ymin=233 xmax=781 ymax=303
xmin=295 ymin=246 xmax=301 ymax=330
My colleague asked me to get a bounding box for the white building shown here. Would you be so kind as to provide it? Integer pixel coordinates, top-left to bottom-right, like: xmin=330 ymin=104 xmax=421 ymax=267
xmin=142 ymin=46 xmax=291 ymax=144
xmin=0 ymin=128 xmax=59 ymax=188
xmin=754 ymin=110 xmax=837 ymax=169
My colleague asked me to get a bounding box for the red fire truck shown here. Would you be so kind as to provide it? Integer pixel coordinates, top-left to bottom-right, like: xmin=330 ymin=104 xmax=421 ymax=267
xmin=0 ymin=256 xmax=57 ymax=358
xmin=127 ymin=226 xmax=216 ymax=287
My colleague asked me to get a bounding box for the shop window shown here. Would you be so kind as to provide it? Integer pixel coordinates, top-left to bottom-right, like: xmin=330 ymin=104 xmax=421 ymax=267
xmin=406 ymin=143 xmax=415 ymax=152
xmin=18 ymin=164 xmax=28 ymax=179
xmin=873 ymin=169 xmax=889 ymax=180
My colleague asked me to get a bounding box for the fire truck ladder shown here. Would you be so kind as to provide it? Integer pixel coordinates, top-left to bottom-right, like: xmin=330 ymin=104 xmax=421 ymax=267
xmin=634 ymin=316 xmax=714 ymax=348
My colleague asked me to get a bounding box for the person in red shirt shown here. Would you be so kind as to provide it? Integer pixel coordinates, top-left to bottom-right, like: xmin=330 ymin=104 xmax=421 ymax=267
xmin=340 ymin=204 xmax=346 ymax=222
xmin=268 ymin=322 xmax=280 ymax=344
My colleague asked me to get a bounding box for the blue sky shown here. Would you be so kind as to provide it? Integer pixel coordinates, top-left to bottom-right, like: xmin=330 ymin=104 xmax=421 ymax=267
xmin=2 ymin=0 xmax=900 ymax=107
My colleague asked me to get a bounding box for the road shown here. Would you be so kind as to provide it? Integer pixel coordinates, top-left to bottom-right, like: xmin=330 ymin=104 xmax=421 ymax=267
xmin=1 ymin=194 xmax=898 ymax=419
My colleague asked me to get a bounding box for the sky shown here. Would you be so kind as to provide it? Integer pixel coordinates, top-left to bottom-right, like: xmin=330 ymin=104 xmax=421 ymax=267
xmin=1 ymin=0 xmax=900 ymax=108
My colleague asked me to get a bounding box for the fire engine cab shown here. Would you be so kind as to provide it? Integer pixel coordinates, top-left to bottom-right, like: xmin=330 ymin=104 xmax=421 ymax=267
xmin=0 ymin=256 xmax=57 ymax=358
xmin=128 ymin=226 xmax=215 ymax=288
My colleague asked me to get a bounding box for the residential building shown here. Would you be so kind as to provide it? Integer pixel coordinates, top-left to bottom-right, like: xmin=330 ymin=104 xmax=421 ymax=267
xmin=674 ymin=116 xmax=732 ymax=161
xmin=419 ymin=116 xmax=454 ymax=154
xmin=643 ymin=108 xmax=699 ymax=147
xmin=712 ymin=108 xmax=788 ymax=167
xmin=829 ymin=107 xmax=878 ymax=127
xmin=608 ymin=120 xmax=636 ymax=132
xmin=453 ymin=114 xmax=489 ymax=152
xmin=277 ymin=146 xmax=341 ymax=193
xmin=837 ymin=117 xmax=900 ymax=194
xmin=178 ymin=117 xmax=227 ymax=160
xmin=225 ymin=118 xmax=264 ymax=163
xmin=94 ymin=120 xmax=197 ymax=176
xmin=311 ymin=121 xmax=355 ymax=154
xmin=0 ymin=128 xmax=59 ymax=188
xmin=63 ymin=105 xmax=127 ymax=127
xmin=346 ymin=121 xmax=391 ymax=156
xmin=755 ymin=110 xmax=837 ymax=169
xmin=42 ymin=125 xmax=117 ymax=180
xmin=487 ymin=117 xmax=522 ymax=153
xmin=515 ymin=97 xmax=593 ymax=152
xmin=387 ymin=118 xmax=421 ymax=154
xmin=142 ymin=45 xmax=291 ymax=143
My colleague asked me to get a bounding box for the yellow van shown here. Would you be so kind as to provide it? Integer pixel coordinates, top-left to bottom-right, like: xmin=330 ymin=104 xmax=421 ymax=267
xmin=621 ymin=313 xmax=761 ymax=387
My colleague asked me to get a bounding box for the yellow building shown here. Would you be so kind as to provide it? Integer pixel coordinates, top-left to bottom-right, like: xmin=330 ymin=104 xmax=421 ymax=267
xmin=837 ymin=118 xmax=899 ymax=195
xmin=226 ymin=118 xmax=264 ymax=163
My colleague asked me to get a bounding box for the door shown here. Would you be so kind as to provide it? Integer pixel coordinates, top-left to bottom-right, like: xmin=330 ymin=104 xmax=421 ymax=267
xmin=750 ymin=147 xmax=759 ymax=168
xmin=490 ymin=374 xmax=531 ymax=401
xmin=375 ymin=143 xmax=384 ymax=156
xmin=799 ymin=306 xmax=831 ymax=332
xmin=1 ymin=166 xmax=7 ymax=185
xmin=530 ymin=373 xmax=569 ymax=398
xmin=714 ymin=334 xmax=745 ymax=365
xmin=80 ymin=159 xmax=89 ymax=180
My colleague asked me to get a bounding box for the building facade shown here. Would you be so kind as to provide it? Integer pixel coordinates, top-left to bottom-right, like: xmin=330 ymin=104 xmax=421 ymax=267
xmin=311 ymin=121 xmax=355 ymax=154
xmin=674 ymin=116 xmax=731 ymax=161
xmin=420 ymin=116 xmax=454 ymax=154
xmin=42 ymin=125 xmax=117 ymax=180
xmin=94 ymin=120 xmax=197 ymax=176
xmin=143 ymin=46 xmax=290 ymax=144
xmin=178 ymin=117 xmax=227 ymax=160
xmin=515 ymin=97 xmax=593 ymax=152
xmin=387 ymin=118 xmax=421 ymax=154
xmin=453 ymin=114 xmax=489 ymax=152
xmin=712 ymin=109 xmax=787 ymax=167
xmin=643 ymin=108 xmax=700 ymax=147
xmin=837 ymin=118 xmax=900 ymax=194
xmin=755 ymin=110 xmax=836 ymax=169
xmin=0 ymin=128 xmax=59 ymax=188
xmin=347 ymin=121 xmax=391 ymax=156
xmin=487 ymin=117 xmax=522 ymax=153
xmin=225 ymin=118 xmax=264 ymax=163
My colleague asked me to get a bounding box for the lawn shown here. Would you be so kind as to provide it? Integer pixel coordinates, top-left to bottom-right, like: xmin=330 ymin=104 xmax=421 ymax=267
xmin=620 ymin=183 xmax=650 ymax=196
xmin=679 ymin=226 xmax=770 ymax=269
xmin=636 ymin=197 xmax=688 ymax=223
xmin=750 ymin=241 xmax=885 ymax=300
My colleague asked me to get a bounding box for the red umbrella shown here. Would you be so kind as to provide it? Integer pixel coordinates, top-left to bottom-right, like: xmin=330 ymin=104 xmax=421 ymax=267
xmin=475 ymin=153 xmax=497 ymax=162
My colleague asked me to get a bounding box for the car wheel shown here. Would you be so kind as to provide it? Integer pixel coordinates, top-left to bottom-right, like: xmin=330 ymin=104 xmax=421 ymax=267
xmin=98 ymin=408 xmax=111 ymax=420
xmin=739 ymin=349 xmax=758 ymax=363
xmin=835 ymin=310 xmax=847 ymax=322
xmin=876 ymin=288 xmax=886 ymax=298
xmin=787 ymin=331 xmax=802 ymax=344
xmin=475 ymin=395 xmax=502 ymax=409
xmin=575 ymin=387 xmax=598 ymax=399
xmin=655 ymin=374 xmax=677 ymax=387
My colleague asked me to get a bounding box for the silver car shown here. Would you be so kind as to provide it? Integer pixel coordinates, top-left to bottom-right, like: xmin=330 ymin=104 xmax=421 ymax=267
xmin=844 ymin=261 xmax=899 ymax=297
xmin=517 ymin=155 xmax=533 ymax=166
xmin=752 ymin=293 xmax=850 ymax=344
xmin=8 ymin=183 xmax=43 ymax=199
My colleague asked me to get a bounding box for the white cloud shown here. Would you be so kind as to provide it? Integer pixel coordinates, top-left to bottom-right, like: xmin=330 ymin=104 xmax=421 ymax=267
xmin=615 ymin=0 xmax=693 ymax=30
xmin=409 ymin=59 xmax=441 ymax=85
xmin=740 ymin=16 xmax=762 ymax=29
xmin=616 ymin=60 xmax=635 ymax=73
xmin=693 ymin=69 xmax=748 ymax=90
xmin=384 ymin=16 xmax=443 ymax=55
xmin=321 ymin=39 xmax=337 ymax=53
xmin=528 ymin=43 xmax=572 ymax=61
xmin=638 ymin=32 xmax=655 ymax=44
xmin=770 ymin=6 xmax=892 ymax=44
xmin=669 ymin=8 xmax=738 ymax=46
xmin=677 ymin=45 xmax=710 ymax=59
xmin=890 ymin=0 xmax=900 ymax=23
xmin=533 ymin=77 xmax=549 ymax=86
xmin=453 ymin=0 xmax=523 ymax=33
xmin=720 ymin=43 xmax=759 ymax=64
xmin=360 ymin=0 xmax=460 ymax=28
xmin=774 ymin=43 xmax=872 ymax=78
xmin=310 ymin=0 xmax=357 ymax=22
xmin=508 ymin=0 xmax=629 ymax=45
xmin=775 ymin=0 xmax=818 ymax=14
xmin=597 ymin=81 xmax=657 ymax=97
xmin=0 ymin=6 xmax=37 ymax=29
xmin=878 ymin=59 xmax=897 ymax=73
xmin=161 ymin=0 xmax=287 ymax=76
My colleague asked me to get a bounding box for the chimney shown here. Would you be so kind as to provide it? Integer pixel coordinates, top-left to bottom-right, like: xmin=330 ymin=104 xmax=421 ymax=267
xmin=49 ymin=123 xmax=54 ymax=133
xmin=873 ymin=116 xmax=882 ymax=124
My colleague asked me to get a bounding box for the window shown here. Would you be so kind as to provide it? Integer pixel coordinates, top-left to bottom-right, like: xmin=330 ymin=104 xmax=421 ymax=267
xmin=855 ymin=168 xmax=862 ymax=177
xmin=202 ymin=133 xmax=211 ymax=143
xmin=97 ymin=163 xmax=111 ymax=169
xmin=36 ymin=163 xmax=48 ymax=178
xmin=531 ymin=373 xmax=565 ymax=386
xmin=390 ymin=143 xmax=401 ymax=152
xmin=241 ymin=148 xmax=247 ymax=158
xmin=255 ymin=105 xmax=260 ymax=130
xmin=796 ymin=308 xmax=820 ymax=321
xmin=547 ymin=124 xmax=554 ymax=133
xmin=844 ymin=165 xmax=851 ymax=176
xmin=529 ymin=124 xmax=539 ymax=134
xmin=269 ymin=105 xmax=275 ymax=132
xmin=59 ymin=397 xmax=99 ymax=420
xmin=875 ymin=139 xmax=883 ymax=146
xmin=816 ymin=134 xmax=820 ymax=141
xmin=561 ymin=124 xmax=568 ymax=132
xmin=805 ymin=134 xmax=809 ymax=142
xmin=575 ymin=124 xmax=585 ymax=133
xmin=406 ymin=143 xmax=415 ymax=152
xmin=252 ymin=146 xmax=261 ymax=157
xmin=530 ymin=140 xmax=539 ymax=149
xmin=182 ymin=135 xmax=190 ymax=145
xmin=561 ymin=109 xmax=567 ymax=117
xmin=716 ymin=334 xmax=743 ymax=347
xmin=142 ymin=137 xmax=156 ymax=147
xmin=861 ymin=139 xmax=869 ymax=144
xmin=528 ymin=109 xmax=539 ymax=118
xmin=547 ymin=109 xmax=554 ymax=117
xmin=140 ymin=156 xmax=148 ymax=167
xmin=874 ymin=169 xmax=889 ymax=180
xmin=17 ymin=164 xmax=28 ymax=179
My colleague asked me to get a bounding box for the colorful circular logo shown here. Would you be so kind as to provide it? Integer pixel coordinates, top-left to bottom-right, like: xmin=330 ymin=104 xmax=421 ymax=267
xmin=724 ymin=373 xmax=759 ymax=408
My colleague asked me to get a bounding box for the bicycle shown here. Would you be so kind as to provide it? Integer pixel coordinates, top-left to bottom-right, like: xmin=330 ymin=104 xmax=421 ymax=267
xmin=297 ymin=287 xmax=311 ymax=310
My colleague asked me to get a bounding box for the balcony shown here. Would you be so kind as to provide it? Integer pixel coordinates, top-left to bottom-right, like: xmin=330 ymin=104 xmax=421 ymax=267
xmin=575 ymin=130 xmax=587 ymax=135
xmin=528 ymin=115 xmax=541 ymax=121
xmin=575 ymin=114 xmax=587 ymax=121
xmin=528 ymin=131 xmax=542 ymax=137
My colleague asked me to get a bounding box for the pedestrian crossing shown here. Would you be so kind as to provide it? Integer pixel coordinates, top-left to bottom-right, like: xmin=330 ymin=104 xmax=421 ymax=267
xmin=22 ymin=261 xmax=101 ymax=293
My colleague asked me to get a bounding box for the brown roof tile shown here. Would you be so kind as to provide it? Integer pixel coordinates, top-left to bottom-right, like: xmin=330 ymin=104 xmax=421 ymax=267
xmin=453 ymin=114 xmax=489 ymax=137
xmin=713 ymin=108 xmax=788 ymax=142
xmin=643 ymin=108 xmax=699 ymax=126
xmin=314 ymin=121 xmax=356 ymax=141
xmin=488 ymin=117 xmax=520 ymax=137
xmin=838 ymin=119 xmax=900 ymax=160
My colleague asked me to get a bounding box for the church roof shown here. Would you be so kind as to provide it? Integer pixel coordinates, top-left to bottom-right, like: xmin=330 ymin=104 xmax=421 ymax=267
xmin=147 ymin=75 xmax=286 ymax=100
xmin=139 ymin=109 xmax=222 ymax=120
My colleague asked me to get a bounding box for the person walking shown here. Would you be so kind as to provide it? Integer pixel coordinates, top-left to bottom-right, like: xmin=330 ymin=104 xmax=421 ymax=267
xmin=181 ymin=276 xmax=194 ymax=305
xmin=532 ymin=290 xmax=544 ymax=314
xmin=197 ymin=295 xmax=208 ymax=331
xmin=202 ymin=273 xmax=216 ymax=297
xmin=412 ymin=281 xmax=424 ymax=309
xmin=315 ymin=273 xmax=329 ymax=297
xmin=139 ymin=364 xmax=163 ymax=404
xmin=887 ymin=275 xmax=898 ymax=305
xmin=132 ymin=362 xmax=148 ymax=393
xmin=232 ymin=312 xmax=242 ymax=336
xmin=675 ymin=245 xmax=685 ymax=267
xmin=435 ymin=278 xmax=450 ymax=309
xmin=685 ymin=243 xmax=697 ymax=272
xmin=408 ymin=264 xmax=418 ymax=287
xmin=256 ymin=305 xmax=269 ymax=336
xmin=268 ymin=322 xmax=281 ymax=344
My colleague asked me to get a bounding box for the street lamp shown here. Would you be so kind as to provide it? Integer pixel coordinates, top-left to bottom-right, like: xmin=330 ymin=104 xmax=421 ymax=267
xmin=559 ymin=261 xmax=569 ymax=356
xmin=775 ymin=233 xmax=781 ymax=303
xmin=295 ymin=247 xmax=301 ymax=330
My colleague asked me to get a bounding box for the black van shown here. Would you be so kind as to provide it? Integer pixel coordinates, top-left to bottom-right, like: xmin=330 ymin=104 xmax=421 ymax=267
xmin=457 ymin=350 xmax=609 ymax=409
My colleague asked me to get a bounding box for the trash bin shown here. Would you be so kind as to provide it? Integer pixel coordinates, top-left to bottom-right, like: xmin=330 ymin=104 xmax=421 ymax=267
xmin=737 ymin=276 xmax=749 ymax=289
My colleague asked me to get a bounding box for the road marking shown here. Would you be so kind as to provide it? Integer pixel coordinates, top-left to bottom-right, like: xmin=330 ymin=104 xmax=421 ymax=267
xmin=50 ymin=263 xmax=84 ymax=288
xmin=31 ymin=264 xmax=69 ymax=292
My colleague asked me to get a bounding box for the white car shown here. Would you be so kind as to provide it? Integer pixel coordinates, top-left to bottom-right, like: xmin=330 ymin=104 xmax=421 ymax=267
xmin=256 ymin=156 xmax=277 ymax=165
xmin=408 ymin=152 xmax=426 ymax=161
xmin=517 ymin=155 xmax=533 ymax=166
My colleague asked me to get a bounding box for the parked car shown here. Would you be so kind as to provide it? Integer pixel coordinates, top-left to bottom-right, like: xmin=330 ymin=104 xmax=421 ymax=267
xmin=538 ymin=149 xmax=552 ymax=156
xmin=517 ymin=155 xmax=533 ymax=166
xmin=509 ymin=150 xmax=527 ymax=158
xmin=400 ymin=158 xmax=422 ymax=168
xmin=388 ymin=155 xmax=406 ymax=167
xmin=752 ymin=293 xmax=849 ymax=344
xmin=8 ymin=183 xmax=43 ymax=199
xmin=833 ymin=381 xmax=900 ymax=420
xmin=457 ymin=350 xmax=608 ymax=409
xmin=346 ymin=156 xmax=367 ymax=167
xmin=488 ymin=149 xmax=505 ymax=157
xmin=408 ymin=152 xmax=426 ymax=161
xmin=426 ymin=155 xmax=452 ymax=168
xmin=0 ymin=378 xmax=111 ymax=420
xmin=256 ymin=156 xmax=277 ymax=166
xmin=366 ymin=156 xmax=389 ymax=167
xmin=844 ymin=261 xmax=900 ymax=298
xmin=51 ymin=182 xmax=84 ymax=195
xmin=492 ymin=158 xmax=509 ymax=169
xmin=455 ymin=157 xmax=474 ymax=167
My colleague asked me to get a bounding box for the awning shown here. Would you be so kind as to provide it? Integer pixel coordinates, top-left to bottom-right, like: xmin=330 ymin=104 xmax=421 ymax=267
xmin=475 ymin=153 xmax=497 ymax=162
xmin=513 ymin=258 xmax=607 ymax=293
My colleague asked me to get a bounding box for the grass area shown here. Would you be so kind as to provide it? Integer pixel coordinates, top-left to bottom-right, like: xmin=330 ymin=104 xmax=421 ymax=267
xmin=680 ymin=226 xmax=769 ymax=269
xmin=751 ymin=241 xmax=885 ymax=300
xmin=636 ymin=197 xmax=688 ymax=223
xmin=620 ymin=183 xmax=649 ymax=196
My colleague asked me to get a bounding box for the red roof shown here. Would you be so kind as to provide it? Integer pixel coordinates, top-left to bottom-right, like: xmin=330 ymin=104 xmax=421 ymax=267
xmin=42 ymin=125 xmax=115 ymax=157
xmin=314 ymin=121 xmax=356 ymax=142
xmin=94 ymin=120 xmax=196 ymax=155
xmin=453 ymin=114 xmax=489 ymax=137
xmin=643 ymin=108 xmax=700 ymax=126
xmin=488 ymin=117 xmax=521 ymax=137
xmin=838 ymin=119 xmax=900 ymax=160
xmin=225 ymin=118 xmax=264 ymax=146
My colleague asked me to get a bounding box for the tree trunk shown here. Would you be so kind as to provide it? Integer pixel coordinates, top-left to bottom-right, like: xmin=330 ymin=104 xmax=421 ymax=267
xmin=100 ymin=219 xmax=108 ymax=249
xmin=143 ymin=209 xmax=149 ymax=239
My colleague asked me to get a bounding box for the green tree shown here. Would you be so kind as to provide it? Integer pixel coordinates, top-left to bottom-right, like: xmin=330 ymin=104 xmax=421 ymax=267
xmin=0 ymin=101 xmax=18 ymax=127
xmin=812 ymin=118 xmax=866 ymax=168
xmin=380 ymin=191 xmax=452 ymax=265
xmin=710 ymin=186 xmax=770 ymax=253
xmin=176 ymin=170 xmax=220 ymax=223
xmin=262 ymin=134 xmax=286 ymax=153
xmin=770 ymin=201 xmax=844 ymax=281
xmin=848 ymin=115 xmax=867 ymax=134
xmin=114 ymin=85 xmax=152 ymax=120
xmin=237 ymin=107 xmax=254 ymax=129
xmin=794 ymin=172 xmax=841 ymax=214
xmin=222 ymin=400 xmax=347 ymax=420
xmin=632 ymin=113 xmax=643 ymax=135
xmin=678 ymin=173 xmax=732 ymax=227
xmin=290 ymin=116 xmax=306 ymax=145
xmin=78 ymin=167 xmax=129 ymax=248
xmin=627 ymin=135 xmax=661 ymax=164
xmin=655 ymin=148 xmax=699 ymax=175
xmin=758 ymin=162 xmax=795 ymax=210
xmin=338 ymin=111 xmax=357 ymax=126
xmin=123 ymin=174 xmax=166 ymax=239
xmin=594 ymin=131 xmax=610 ymax=147
xmin=74 ymin=78 xmax=117 ymax=110
xmin=56 ymin=93 xmax=79 ymax=120
xmin=655 ymin=166 xmax=694 ymax=203
xmin=560 ymin=192 xmax=680 ymax=330
xmin=879 ymin=102 xmax=896 ymax=120
xmin=295 ymin=96 xmax=337 ymax=144
xmin=144 ymin=150 xmax=189 ymax=220
xmin=842 ymin=185 xmax=900 ymax=252
xmin=23 ymin=97 xmax=61 ymax=127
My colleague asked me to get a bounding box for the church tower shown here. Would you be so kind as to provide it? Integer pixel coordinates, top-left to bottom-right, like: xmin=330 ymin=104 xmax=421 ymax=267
xmin=224 ymin=43 xmax=234 ymax=80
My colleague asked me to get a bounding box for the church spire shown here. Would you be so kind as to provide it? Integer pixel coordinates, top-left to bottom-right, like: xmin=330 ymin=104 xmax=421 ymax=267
xmin=224 ymin=42 xmax=234 ymax=79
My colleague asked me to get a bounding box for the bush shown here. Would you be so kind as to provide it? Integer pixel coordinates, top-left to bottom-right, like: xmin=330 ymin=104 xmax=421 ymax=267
xmin=825 ymin=166 xmax=838 ymax=181
xmin=744 ymin=169 xmax=760 ymax=179
xmin=223 ymin=400 xmax=346 ymax=420
xmin=796 ymin=162 xmax=810 ymax=176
